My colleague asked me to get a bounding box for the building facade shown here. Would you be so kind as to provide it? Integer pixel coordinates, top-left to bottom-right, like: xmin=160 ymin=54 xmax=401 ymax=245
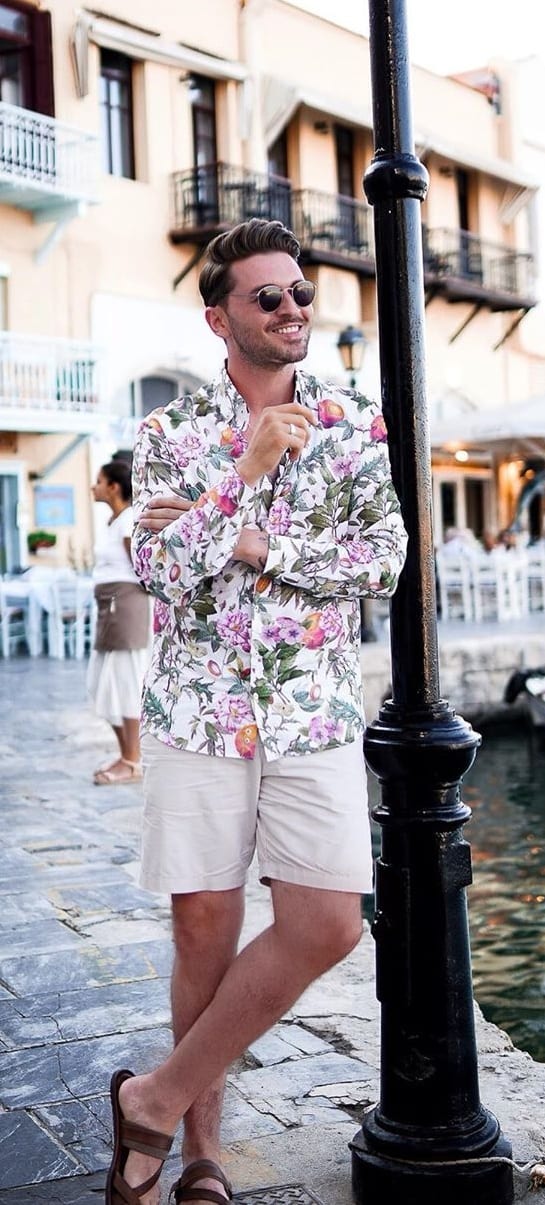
xmin=0 ymin=0 xmax=543 ymax=573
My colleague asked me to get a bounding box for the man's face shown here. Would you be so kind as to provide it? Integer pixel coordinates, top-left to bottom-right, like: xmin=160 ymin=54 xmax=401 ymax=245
xmin=212 ymin=252 xmax=313 ymax=368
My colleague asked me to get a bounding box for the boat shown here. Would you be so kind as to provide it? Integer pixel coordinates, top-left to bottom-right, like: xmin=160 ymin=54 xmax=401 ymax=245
xmin=504 ymin=667 xmax=545 ymax=737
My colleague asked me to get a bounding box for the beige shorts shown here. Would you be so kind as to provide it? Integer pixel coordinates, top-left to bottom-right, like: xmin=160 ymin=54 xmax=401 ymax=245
xmin=139 ymin=733 xmax=373 ymax=896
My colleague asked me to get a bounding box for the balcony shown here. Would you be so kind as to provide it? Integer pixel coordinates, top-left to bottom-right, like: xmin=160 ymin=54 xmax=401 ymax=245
xmin=0 ymin=102 xmax=99 ymax=220
xmin=291 ymin=189 xmax=375 ymax=274
xmin=423 ymin=227 xmax=536 ymax=312
xmin=170 ymin=164 xmax=375 ymax=275
xmin=0 ymin=334 xmax=105 ymax=434
xmin=170 ymin=162 xmax=292 ymax=244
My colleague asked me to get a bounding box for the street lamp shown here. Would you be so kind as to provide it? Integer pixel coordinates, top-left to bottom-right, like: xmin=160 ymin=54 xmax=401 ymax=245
xmin=336 ymin=324 xmax=366 ymax=389
xmin=349 ymin=1 xmax=513 ymax=1203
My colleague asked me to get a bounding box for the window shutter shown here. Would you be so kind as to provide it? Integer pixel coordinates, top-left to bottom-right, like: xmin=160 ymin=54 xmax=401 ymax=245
xmin=32 ymin=9 xmax=54 ymax=117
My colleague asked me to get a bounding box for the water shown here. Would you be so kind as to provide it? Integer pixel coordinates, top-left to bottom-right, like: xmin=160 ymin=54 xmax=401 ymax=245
xmin=465 ymin=725 xmax=545 ymax=1064
xmin=366 ymin=724 xmax=545 ymax=1064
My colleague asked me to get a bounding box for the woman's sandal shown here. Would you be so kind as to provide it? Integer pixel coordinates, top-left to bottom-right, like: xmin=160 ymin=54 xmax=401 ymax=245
xmin=106 ymin=1068 xmax=173 ymax=1204
xmin=94 ymin=759 xmax=143 ymax=786
xmin=169 ymin=1159 xmax=233 ymax=1204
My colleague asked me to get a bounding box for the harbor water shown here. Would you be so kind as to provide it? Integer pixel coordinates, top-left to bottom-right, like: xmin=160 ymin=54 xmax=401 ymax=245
xmin=367 ymin=721 xmax=545 ymax=1065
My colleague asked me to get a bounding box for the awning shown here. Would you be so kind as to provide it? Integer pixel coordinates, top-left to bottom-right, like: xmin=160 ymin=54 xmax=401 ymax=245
xmin=262 ymin=76 xmax=373 ymax=148
xmin=431 ymin=394 xmax=545 ymax=453
xmin=71 ymin=14 xmax=247 ymax=99
xmin=262 ymin=75 xmax=537 ymax=196
xmin=416 ymin=133 xmax=538 ymax=193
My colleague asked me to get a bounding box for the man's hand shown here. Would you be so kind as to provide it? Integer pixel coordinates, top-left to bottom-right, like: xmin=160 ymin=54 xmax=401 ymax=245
xmin=237 ymin=402 xmax=317 ymax=486
xmin=138 ymin=495 xmax=193 ymax=532
xmin=233 ymin=527 xmax=270 ymax=572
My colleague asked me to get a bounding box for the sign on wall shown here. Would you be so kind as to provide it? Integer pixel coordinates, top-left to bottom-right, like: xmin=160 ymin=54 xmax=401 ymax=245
xmin=34 ymin=485 xmax=75 ymax=527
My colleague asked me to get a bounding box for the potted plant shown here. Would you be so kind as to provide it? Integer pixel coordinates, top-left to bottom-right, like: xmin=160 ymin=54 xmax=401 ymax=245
xmin=27 ymin=530 xmax=57 ymax=553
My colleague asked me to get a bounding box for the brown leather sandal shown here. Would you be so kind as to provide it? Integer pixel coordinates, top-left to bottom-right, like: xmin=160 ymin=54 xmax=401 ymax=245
xmin=169 ymin=1159 xmax=233 ymax=1204
xmin=106 ymin=1068 xmax=173 ymax=1204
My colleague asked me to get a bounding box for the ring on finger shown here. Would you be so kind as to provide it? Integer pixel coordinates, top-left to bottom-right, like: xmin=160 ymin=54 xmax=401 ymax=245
xmin=288 ymin=422 xmax=296 ymax=437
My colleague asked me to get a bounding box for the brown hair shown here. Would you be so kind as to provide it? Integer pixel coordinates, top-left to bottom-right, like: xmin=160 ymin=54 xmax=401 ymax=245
xmin=101 ymin=459 xmax=132 ymax=502
xmin=198 ymin=218 xmax=301 ymax=307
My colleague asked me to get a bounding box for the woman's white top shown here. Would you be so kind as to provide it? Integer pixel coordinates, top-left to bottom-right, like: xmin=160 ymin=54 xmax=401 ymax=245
xmin=93 ymin=506 xmax=138 ymax=585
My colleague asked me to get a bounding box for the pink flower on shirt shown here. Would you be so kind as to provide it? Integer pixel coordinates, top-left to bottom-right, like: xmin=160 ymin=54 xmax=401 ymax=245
xmin=216 ymin=608 xmax=251 ymax=652
xmin=262 ymin=616 xmax=304 ymax=644
xmin=345 ymin=538 xmax=375 ymax=565
xmin=320 ymin=603 xmax=344 ymax=643
xmin=171 ymin=433 xmax=206 ymax=468
xmin=214 ymin=692 xmax=255 ymax=733
xmin=267 ymin=499 xmax=292 ymax=535
xmin=154 ymin=598 xmax=171 ymax=633
xmin=133 ymin=542 xmax=152 ymax=584
xmin=308 ymin=716 xmax=340 ymax=743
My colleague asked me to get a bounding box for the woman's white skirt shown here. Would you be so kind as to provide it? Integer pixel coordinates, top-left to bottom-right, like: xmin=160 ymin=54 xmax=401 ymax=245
xmin=87 ymin=648 xmax=150 ymax=726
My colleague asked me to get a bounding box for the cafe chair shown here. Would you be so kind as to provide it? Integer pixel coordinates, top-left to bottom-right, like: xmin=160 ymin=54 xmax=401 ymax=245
xmin=0 ymin=582 xmax=30 ymax=657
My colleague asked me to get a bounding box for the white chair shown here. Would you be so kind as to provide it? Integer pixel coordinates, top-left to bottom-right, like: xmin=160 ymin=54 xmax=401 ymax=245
xmin=436 ymin=552 xmax=473 ymax=621
xmin=0 ymin=582 xmax=30 ymax=657
xmin=526 ymin=550 xmax=545 ymax=612
xmin=469 ymin=553 xmax=511 ymax=622
xmin=50 ymin=576 xmax=94 ymax=659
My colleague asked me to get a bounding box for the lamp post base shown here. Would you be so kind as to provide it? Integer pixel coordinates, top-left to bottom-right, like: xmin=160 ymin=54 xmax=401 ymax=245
xmin=350 ymin=1123 xmax=513 ymax=1205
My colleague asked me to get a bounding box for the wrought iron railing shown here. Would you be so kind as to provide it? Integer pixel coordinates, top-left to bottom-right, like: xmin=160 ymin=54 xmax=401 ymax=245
xmin=291 ymin=189 xmax=374 ymax=258
xmin=423 ymin=226 xmax=535 ymax=300
xmin=0 ymin=101 xmax=99 ymax=203
xmin=0 ymin=334 xmax=102 ymax=413
xmin=171 ymin=162 xmax=292 ymax=232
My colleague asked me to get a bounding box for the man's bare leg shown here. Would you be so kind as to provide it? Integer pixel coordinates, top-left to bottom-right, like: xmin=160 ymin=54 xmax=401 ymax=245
xmin=171 ymin=889 xmax=245 ymax=1201
xmin=115 ymin=883 xmax=363 ymax=1203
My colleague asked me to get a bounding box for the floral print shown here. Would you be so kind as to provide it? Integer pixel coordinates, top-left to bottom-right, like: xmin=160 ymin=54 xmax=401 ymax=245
xmin=131 ymin=366 xmax=407 ymax=760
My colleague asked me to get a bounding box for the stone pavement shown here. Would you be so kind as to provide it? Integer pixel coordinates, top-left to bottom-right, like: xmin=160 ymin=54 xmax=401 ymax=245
xmin=1 ymin=658 xmax=544 ymax=1204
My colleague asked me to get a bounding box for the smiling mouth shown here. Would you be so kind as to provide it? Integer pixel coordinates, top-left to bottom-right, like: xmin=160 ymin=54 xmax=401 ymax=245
xmin=271 ymin=323 xmax=304 ymax=335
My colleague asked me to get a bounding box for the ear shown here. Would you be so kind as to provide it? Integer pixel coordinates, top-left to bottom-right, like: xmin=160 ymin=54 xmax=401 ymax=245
xmin=205 ymin=304 xmax=231 ymax=339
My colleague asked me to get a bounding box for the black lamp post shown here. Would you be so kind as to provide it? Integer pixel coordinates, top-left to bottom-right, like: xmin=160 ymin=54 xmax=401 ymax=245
xmin=336 ymin=324 xmax=366 ymax=389
xmin=350 ymin=2 xmax=514 ymax=1203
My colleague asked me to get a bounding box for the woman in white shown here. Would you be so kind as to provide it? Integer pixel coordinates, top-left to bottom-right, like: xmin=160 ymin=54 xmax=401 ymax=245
xmin=88 ymin=459 xmax=150 ymax=785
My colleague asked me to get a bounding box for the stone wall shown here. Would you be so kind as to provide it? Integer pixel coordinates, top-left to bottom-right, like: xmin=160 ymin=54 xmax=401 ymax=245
xmin=361 ymin=628 xmax=545 ymax=726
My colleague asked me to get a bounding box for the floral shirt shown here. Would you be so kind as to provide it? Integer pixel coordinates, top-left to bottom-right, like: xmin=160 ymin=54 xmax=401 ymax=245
xmin=131 ymin=366 xmax=407 ymax=761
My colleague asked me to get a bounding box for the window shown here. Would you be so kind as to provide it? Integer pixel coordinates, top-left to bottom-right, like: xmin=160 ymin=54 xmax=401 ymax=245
xmin=0 ymin=0 xmax=53 ymax=115
xmin=189 ymin=75 xmax=217 ymax=169
xmin=100 ymin=49 xmax=135 ymax=179
xmin=0 ymin=271 xmax=8 ymax=328
xmin=335 ymin=125 xmax=355 ymax=198
xmin=268 ymin=131 xmax=288 ymax=180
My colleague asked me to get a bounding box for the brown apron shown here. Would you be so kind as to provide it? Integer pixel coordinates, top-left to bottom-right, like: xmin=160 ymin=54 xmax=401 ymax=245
xmin=94 ymin=581 xmax=150 ymax=652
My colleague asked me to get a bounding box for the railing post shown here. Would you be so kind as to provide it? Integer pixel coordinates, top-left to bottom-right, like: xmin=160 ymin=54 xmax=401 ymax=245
xmin=350 ymin=3 xmax=514 ymax=1203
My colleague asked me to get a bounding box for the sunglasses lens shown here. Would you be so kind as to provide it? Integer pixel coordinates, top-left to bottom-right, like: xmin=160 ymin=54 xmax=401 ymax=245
xmin=293 ymin=282 xmax=316 ymax=306
xmin=257 ymin=287 xmax=283 ymax=312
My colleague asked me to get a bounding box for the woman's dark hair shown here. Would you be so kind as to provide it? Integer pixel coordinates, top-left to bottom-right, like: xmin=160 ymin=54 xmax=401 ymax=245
xmin=101 ymin=459 xmax=132 ymax=502
xmin=199 ymin=218 xmax=301 ymax=307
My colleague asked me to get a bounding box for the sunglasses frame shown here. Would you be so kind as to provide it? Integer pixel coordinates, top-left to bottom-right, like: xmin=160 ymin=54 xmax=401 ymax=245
xmin=228 ymin=280 xmax=317 ymax=312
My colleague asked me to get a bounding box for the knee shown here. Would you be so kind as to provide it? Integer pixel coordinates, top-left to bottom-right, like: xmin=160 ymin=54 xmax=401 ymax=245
xmin=292 ymin=907 xmax=364 ymax=975
xmin=171 ymin=890 xmax=243 ymax=959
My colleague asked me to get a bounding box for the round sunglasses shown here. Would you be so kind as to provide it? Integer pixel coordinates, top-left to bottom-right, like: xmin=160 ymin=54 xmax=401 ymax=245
xmin=229 ymin=280 xmax=317 ymax=313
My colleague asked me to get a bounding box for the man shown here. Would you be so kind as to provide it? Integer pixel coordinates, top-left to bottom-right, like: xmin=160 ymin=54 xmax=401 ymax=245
xmin=105 ymin=219 xmax=407 ymax=1205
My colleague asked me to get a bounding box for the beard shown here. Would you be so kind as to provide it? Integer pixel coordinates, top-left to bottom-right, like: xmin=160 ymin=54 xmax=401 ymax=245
xmin=226 ymin=312 xmax=312 ymax=368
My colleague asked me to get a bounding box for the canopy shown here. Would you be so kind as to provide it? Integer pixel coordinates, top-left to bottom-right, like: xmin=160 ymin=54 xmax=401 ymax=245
xmin=431 ymin=394 xmax=545 ymax=449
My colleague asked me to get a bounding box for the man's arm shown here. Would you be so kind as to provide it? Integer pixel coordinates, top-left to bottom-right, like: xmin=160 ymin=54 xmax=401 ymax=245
xmin=261 ymin=402 xmax=408 ymax=600
xmin=132 ymin=403 xmax=318 ymax=597
xmin=131 ymin=420 xmax=262 ymax=599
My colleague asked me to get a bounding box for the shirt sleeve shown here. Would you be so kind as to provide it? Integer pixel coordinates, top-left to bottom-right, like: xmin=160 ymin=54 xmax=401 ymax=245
xmin=264 ymin=404 xmax=408 ymax=600
xmin=131 ymin=419 xmax=260 ymax=600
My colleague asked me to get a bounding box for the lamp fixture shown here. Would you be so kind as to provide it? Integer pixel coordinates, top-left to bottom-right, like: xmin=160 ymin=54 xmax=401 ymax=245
xmin=336 ymin=325 xmax=366 ymax=387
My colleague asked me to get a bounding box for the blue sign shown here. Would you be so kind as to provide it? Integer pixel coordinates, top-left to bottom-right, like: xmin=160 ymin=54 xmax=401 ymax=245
xmin=35 ymin=485 xmax=75 ymax=527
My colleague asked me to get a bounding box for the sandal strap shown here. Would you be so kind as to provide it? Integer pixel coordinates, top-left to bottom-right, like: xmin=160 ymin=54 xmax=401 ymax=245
xmin=173 ymin=1191 xmax=229 ymax=1205
xmin=114 ymin=1164 xmax=163 ymax=1204
xmin=120 ymin=1117 xmax=173 ymax=1159
xmin=171 ymin=1159 xmax=233 ymax=1203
